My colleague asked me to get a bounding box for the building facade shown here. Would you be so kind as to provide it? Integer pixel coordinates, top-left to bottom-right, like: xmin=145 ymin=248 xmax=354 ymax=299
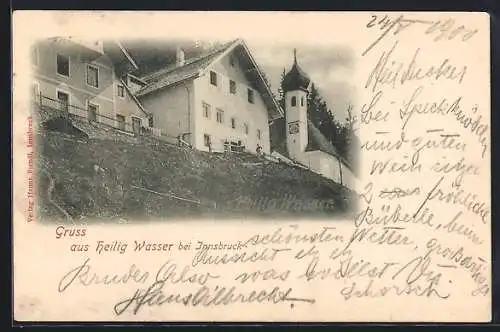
xmin=31 ymin=37 xmax=152 ymax=134
xmin=135 ymin=39 xmax=282 ymax=154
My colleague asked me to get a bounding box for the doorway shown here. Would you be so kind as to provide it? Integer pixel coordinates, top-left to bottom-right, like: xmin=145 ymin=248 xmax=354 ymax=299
xmin=57 ymin=91 xmax=69 ymax=113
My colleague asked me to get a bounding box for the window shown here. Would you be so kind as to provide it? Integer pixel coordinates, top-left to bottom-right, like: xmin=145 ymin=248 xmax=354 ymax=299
xmin=291 ymin=96 xmax=297 ymax=107
xmin=117 ymin=84 xmax=125 ymax=97
xmin=56 ymin=54 xmax=70 ymax=77
xmin=244 ymin=123 xmax=249 ymax=135
xmin=301 ymin=97 xmax=305 ymax=106
xmin=87 ymin=102 xmax=98 ymax=122
xmin=257 ymin=129 xmax=261 ymax=140
xmin=116 ymin=114 xmax=126 ymax=131
xmin=56 ymin=91 xmax=69 ymax=112
xmin=247 ymin=88 xmax=254 ymax=104
xmin=229 ymin=80 xmax=237 ymax=94
xmin=202 ymin=102 xmax=211 ymax=119
xmin=216 ymin=109 xmax=224 ymax=123
xmin=32 ymin=46 xmax=39 ymax=66
xmin=204 ymin=134 xmax=211 ymax=147
xmin=148 ymin=117 xmax=154 ymax=128
xmin=86 ymin=65 xmax=99 ymax=88
xmin=231 ymin=117 xmax=236 ymax=129
xmin=210 ymin=71 xmax=217 ymax=86
xmin=132 ymin=117 xmax=141 ymax=134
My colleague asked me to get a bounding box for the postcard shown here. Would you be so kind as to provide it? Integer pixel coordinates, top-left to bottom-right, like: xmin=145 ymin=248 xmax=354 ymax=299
xmin=12 ymin=11 xmax=491 ymax=322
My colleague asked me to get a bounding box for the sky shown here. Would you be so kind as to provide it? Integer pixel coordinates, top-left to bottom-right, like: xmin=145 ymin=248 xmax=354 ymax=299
xmin=246 ymin=41 xmax=357 ymax=123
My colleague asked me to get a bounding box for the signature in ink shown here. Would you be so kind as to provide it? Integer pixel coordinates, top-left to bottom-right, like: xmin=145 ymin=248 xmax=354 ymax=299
xmin=113 ymin=280 xmax=315 ymax=315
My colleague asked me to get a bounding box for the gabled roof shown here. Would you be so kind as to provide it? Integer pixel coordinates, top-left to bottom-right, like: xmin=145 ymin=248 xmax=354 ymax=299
xmin=269 ymin=117 xmax=354 ymax=172
xmin=135 ymin=39 xmax=283 ymax=120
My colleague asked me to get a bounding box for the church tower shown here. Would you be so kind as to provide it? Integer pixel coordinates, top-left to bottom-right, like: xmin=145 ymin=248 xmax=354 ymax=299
xmin=283 ymin=49 xmax=311 ymax=161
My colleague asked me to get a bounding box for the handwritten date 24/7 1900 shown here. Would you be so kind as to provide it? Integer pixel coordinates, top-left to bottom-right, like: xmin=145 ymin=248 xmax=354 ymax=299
xmin=363 ymin=14 xmax=478 ymax=56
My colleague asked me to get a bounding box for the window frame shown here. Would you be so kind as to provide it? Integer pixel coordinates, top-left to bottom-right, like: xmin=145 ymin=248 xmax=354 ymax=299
xmin=85 ymin=64 xmax=100 ymax=89
xmin=247 ymin=88 xmax=255 ymax=104
xmin=116 ymin=114 xmax=126 ymax=131
xmin=203 ymin=134 xmax=211 ymax=147
xmin=117 ymin=84 xmax=125 ymax=98
xmin=202 ymin=102 xmax=211 ymax=119
xmin=210 ymin=71 xmax=218 ymax=86
xmin=216 ymin=108 xmax=224 ymax=124
xmin=229 ymin=80 xmax=237 ymax=94
xmin=56 ymin=53 xmax=70 ymax=78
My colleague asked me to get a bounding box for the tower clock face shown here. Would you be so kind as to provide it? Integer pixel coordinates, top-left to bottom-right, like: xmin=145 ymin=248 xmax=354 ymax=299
xmin=288 ymin=121 xmax=299 ymax=134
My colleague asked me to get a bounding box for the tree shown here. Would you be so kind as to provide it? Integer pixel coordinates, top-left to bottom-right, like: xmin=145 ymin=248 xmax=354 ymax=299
xmin=307 ymin=83 xmax=322 ymax=128
xmin=333 ymin=104 xmax=360 ymax=170
xmin=277 ymin=68 xmax=286 ymax=111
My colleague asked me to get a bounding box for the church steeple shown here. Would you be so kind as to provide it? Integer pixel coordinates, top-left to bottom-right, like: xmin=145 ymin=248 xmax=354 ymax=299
xmin=282 ymin=48 xmax=311 ymax=93
xmin=283 ymin=48 xmax=310 ymax=160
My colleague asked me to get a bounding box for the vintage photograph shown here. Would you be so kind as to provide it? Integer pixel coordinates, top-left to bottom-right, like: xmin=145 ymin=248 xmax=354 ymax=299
xmin=31 ymin=37 xmax=360 ymax=222
xmin=14 ymin=11 xmax=491 ymax=323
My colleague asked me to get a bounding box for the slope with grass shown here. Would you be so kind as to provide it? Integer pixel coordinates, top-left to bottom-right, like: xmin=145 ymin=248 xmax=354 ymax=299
xmin=36 ymin=125 xmax=357 ymax=223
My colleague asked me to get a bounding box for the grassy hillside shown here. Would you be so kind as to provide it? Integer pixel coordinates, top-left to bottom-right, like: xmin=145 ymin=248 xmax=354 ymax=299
xmin=36 ymin=125 xmax=357 ymax=223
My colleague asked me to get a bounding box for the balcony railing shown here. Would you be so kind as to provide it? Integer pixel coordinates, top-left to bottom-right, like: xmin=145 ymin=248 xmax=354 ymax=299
xmin=32 ymin=93 xmax=162 ymax=137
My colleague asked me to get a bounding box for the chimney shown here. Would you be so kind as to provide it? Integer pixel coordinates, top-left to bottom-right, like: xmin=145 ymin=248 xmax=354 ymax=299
xmin=176 ymin=46 xmax=185 ymax=67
